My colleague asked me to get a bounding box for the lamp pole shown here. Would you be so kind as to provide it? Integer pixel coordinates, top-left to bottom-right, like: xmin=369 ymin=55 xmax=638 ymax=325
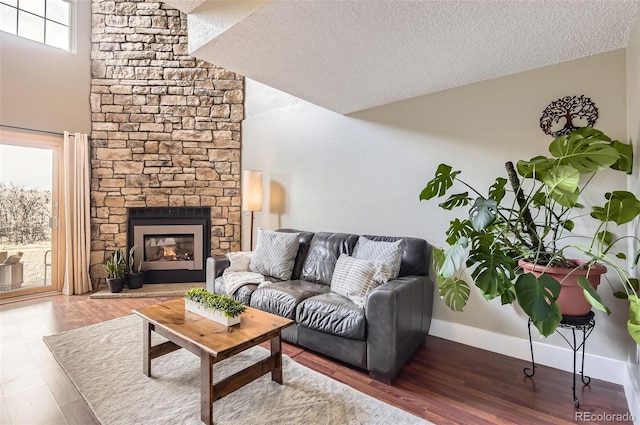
xmin=250 ymin=210 xmax=255 ymax=250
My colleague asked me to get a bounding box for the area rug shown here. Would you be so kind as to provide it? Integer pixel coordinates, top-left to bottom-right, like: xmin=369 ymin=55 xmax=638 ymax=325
xmin=44 ymin=315 xmax=431 ymax=425
xmin=89 ymin=282 xmax=203 ymax=299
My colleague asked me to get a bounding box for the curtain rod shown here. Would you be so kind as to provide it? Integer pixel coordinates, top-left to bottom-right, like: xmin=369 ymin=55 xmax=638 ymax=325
xmin=0 ymin=125 xmax=90 ymax=138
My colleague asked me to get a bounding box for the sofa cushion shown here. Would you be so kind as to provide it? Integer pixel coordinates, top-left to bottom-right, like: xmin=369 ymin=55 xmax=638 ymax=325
xmin=296 ymin=293 xmax=366 ymax=340
xmin=249 ymin=229 xmax=301 ymax=280
xmin=353 ymin=236 xmax=404 ymax=279
xmin=363 ymin=235 xmax=430 ymax=277
xmin=250 ymin=280 xmax=330 ymax=319
xmin=330 ymin=254 xmax=378 ymax=307
xmin=301 ymin=232 xmax=359 ymax=285
xmin=276 ymin=229 xmax=315 ymax=280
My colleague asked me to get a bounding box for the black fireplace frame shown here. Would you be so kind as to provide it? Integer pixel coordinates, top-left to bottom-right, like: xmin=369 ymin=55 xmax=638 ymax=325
xmin=127 ymin=207 xmax=211 ymax=284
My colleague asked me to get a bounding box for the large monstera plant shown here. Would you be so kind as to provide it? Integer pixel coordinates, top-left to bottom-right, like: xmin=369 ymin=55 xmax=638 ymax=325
xmin=420 ymin=127 xmax=640 ymax=345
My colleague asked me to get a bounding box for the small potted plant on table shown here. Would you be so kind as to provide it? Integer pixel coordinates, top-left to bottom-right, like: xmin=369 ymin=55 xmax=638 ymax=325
xmin=184 ymin=288 xmax=246 ymax=326
xmin=105 ymin=249 xmax=126 ymax=293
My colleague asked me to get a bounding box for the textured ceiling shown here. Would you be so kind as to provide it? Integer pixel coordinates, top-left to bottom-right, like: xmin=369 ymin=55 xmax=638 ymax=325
xmin=165 ymin=0 xmax=640 ymax=114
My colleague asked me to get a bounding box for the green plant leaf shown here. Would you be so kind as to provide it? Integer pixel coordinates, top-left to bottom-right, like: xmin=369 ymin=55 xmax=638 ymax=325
xmin=515 ymin=273 xmax=561 ymax=324
xmin=549 ymin=127 xmax=618 ymax=173
xmin=577 ymin=276 xmax=610 ymax=314
xmin=628 ymin=295 xmax=640 ymax=345
xmin=488 ymin=177 xmax=507 ymax=202
xmin=549 ymin=187 xmax=579 ymax=209
xmin=420 ymin=164 xmax=460 ymax=200
xmin=531 ymin=192 xmax=548 ymax=208
xmin=533 ymin=304 xmax=562 ymax=337
xmin=445 ymin=219 xmax=474 ymax=245
xmin=432 ymin=247 xmax=445 ymax=276
xmin=440 ymin=237 xmax=469 ymax=278
xmin=469 ymin=245 xmax=516 ymax=300
xmin=615 ymin=252 xmax=627 ymax=259
xmin=500 ymin=286 xmax=517 ymax=305
xmin=596 ymin=230 xmax=615 ymax=248
xmin=610 ymin=140 xmax=633 ymax=173
xmin=439 ymin=192 xmax=471 ymax=210
xmin=541 ymin=165 xmax=580 ymax=207
xmin=561 ymin=219 xmax=574 ymax=231
xmin=590 ymin=191 xmax=640 ymax=225
xmin=105 ymin=249 xmax=126 ymax=279
xmin=614 ymin=291 xmax=629 ymax=299
xmin=469 ymin=198 xmax=497 ymax=231
xmin=516 ymin=156 xmax=555 ymax=180
xmin=437 ymin=276 xmax=471 ymax=312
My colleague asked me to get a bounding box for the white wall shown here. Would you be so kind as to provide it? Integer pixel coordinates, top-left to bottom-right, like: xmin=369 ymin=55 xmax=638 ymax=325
xmin=625 ymin=12 xmax=640 ymax=422
xmin=243 ymin=49 xmax=636 ymax=369
xmin=0 ymin=0 xmax=91 ymax=134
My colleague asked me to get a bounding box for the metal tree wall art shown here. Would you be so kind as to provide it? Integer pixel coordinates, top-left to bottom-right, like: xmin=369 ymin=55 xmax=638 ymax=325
xmin=539 ymin=95 xmax=598 ymax=137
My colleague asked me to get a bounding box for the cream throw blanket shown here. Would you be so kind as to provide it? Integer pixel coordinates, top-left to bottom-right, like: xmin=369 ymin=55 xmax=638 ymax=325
xmin=222 ymin=270 xmax=264 ymax=296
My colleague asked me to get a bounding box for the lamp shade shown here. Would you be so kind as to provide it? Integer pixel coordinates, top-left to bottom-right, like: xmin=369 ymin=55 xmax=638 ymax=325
xmin=242 ymin=170 xmax=263 ymax=212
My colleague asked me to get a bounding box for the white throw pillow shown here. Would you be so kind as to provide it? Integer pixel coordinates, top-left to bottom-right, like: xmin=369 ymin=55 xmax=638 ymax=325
xmin=226 ymin=251 xmax=253 ymax=272
xmin=249 ymin=229 xmax=301 ymax=280
xmin=353 ymin=237 xmax=404 ymax=280
xmin=330 ymin=255 xmax=377 ymax=308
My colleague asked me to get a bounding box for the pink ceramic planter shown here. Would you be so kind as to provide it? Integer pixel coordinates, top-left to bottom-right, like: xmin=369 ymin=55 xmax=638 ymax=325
xmin=519 ymin=260 xmax=607 ymax=317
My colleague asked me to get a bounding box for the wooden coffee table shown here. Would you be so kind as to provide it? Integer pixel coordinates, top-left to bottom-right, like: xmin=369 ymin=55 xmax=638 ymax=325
xmin=132 ymin=298 xmax=294 ymax=425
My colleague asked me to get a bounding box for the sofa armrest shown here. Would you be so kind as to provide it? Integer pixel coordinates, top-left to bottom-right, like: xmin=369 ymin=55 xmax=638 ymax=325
xmin=365 ymin=275 xmax=434 ymax=383
xmin=205 ymin=255 xmax=230 ymax=293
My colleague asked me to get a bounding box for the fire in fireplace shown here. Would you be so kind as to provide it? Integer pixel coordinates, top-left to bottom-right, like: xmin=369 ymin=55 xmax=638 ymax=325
xmin=145 ymin=235 xmax=194 ymax=262
xmin=127 ymin=208 xmax=211 ymax=283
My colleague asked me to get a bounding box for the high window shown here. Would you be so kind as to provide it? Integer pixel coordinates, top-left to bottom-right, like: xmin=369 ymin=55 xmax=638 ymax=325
xmin=0 ymin=0 xmax=72 ymax=51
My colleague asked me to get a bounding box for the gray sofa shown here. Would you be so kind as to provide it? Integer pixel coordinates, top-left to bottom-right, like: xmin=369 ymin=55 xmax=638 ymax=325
xmin=205 ymin=229 xmax=434 ymax=384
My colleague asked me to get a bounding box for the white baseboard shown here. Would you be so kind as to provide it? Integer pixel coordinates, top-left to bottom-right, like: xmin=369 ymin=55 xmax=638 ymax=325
xmin=625 ymin=363 xmax=640 ymax=425
xmin=430 ymin=319 xmax=629 ymax=385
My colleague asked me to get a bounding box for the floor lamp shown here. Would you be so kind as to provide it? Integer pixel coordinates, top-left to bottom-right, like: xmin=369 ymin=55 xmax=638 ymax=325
xmin=242 ymin=170 xmax=263 ymax=250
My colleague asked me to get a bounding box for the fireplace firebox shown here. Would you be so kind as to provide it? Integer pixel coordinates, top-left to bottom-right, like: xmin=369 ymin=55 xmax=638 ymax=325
xmin=127 ymin=207 xmax=211 ymax=283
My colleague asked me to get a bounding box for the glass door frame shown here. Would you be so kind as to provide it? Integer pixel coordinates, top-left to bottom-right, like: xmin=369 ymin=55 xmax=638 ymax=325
xmin=0 ymin=129 xmax=62 ymax=299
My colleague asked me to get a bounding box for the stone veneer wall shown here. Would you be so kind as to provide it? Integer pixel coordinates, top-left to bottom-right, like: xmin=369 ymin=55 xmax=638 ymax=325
xmin=89 ymin=0 xmax=242 ymax=283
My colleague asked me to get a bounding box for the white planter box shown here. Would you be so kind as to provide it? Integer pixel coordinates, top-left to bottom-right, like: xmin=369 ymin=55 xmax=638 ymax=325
xmin=185 ymin=299 xmax=241 ymax=326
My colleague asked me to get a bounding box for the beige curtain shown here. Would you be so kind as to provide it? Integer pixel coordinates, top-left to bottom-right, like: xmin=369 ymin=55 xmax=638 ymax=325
xmin=61 ymin=132 xmax=92 ymax=295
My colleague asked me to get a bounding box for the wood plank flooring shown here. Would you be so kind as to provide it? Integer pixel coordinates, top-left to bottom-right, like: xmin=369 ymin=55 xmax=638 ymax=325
xmin=0 ymin=294 xmax=633 ymax=424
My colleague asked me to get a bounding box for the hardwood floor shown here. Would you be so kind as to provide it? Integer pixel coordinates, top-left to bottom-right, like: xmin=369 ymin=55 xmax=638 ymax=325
xmin=0 ymin=294 xmax=633 ymax=425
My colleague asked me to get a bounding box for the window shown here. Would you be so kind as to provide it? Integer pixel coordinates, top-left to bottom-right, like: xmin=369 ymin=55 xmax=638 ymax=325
xmin=0 ymin=129 xmax=62 ymax=300
xmin=0 ymin=0 xmax=72 ymax=51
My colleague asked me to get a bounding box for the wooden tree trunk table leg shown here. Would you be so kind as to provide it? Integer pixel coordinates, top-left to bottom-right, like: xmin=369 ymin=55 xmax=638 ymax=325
xmin=201 ymin=352 xmax=213 ymax=425
xmin=270 ymin=334 xmax=283 ymax=384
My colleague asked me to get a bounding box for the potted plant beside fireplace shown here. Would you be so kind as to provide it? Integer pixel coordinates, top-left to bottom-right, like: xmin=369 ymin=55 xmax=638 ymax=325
xmin=105 ymin=249 xmax=126 ymax=293
xmin=126 ymin=245 xmax=145 ymax=289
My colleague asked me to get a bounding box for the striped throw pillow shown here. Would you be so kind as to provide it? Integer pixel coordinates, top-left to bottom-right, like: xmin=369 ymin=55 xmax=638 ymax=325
xmin=330 ymin=255 xmax=377 ymax=307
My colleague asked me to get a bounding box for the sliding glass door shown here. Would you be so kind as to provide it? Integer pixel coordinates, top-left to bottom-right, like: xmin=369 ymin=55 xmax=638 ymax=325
xmin=0 ymin=130 xmax=61 ymax=299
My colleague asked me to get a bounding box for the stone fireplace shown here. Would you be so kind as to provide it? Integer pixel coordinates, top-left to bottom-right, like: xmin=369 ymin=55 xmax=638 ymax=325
xmin=128 ymin=207 xmax=210 ymax=283
xmin=89 ymin=0 xmax=242 ymax=286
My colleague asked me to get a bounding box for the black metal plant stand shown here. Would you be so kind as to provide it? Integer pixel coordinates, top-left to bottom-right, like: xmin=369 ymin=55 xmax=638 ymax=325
xmin=524 ymin=311 xmax=595 ymax=408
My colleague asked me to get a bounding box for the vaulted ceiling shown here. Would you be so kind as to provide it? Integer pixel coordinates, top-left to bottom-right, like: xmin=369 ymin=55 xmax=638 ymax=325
xmin=164 ymin=0 xmax=640 ymax=114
